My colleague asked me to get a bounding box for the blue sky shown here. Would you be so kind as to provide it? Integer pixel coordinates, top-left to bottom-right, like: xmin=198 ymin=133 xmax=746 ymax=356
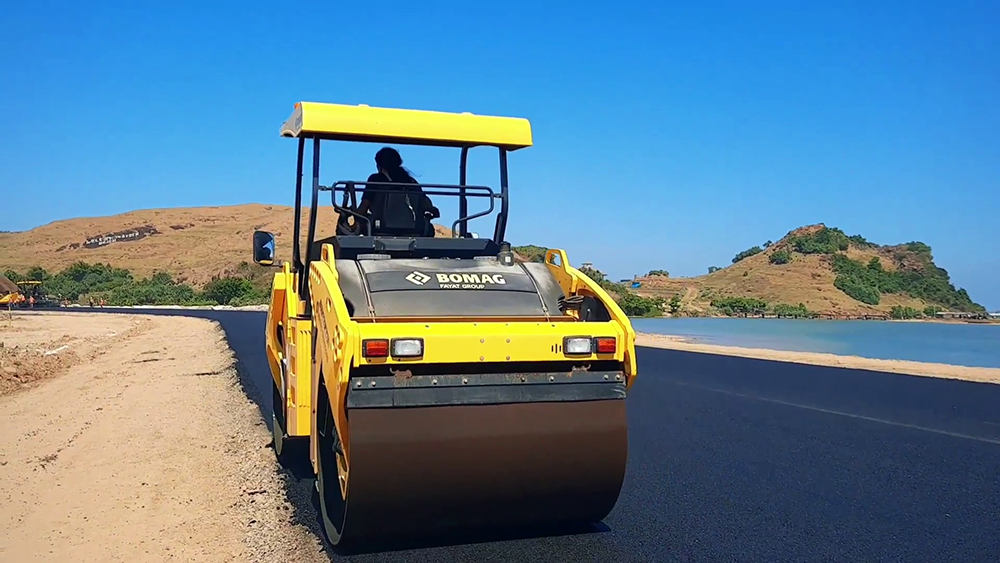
xmin=2 ymin=1 xmax=998 ymax=308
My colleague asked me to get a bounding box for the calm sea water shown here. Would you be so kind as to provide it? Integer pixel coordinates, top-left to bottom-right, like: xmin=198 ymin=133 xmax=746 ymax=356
xmin=632 ymin=317 xmax=1000 ymax=369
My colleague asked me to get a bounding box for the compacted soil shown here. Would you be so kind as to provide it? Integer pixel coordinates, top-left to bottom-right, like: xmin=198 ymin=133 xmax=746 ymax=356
xmin=0 ymin=311 xmax=328 ymax=562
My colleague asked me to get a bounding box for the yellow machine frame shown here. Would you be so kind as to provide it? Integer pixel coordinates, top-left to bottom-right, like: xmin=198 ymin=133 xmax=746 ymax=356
xmin=260 ymin=101 xmax=637 ymax=494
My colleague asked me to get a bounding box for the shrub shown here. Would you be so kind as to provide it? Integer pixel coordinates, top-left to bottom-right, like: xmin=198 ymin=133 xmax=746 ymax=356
xmin=732 ymin=246 xmax=763 ymax=263
xmin=202 ymin=277 xmax=255 ymax=306
xmin=787 ymin=227 xmax=850 ymax=255
xmin=618 ymin=293 xmax=665 ymax=317
xmin=830 ymin=252 xmax=983 ymax=311
xmin=890 ymin=306 xmax=922 ymax=320
xmin=4 ymin=262 xmax=272 ymax=307
xmin=108 ymin=276 xmax=197 ymax=306
xmin=771 ymin=302 xmax=814 ymax=318
xmin=769 ymin=249 xmax=792 ymax=265
xmin=848 ymin=234 xmax=875 ymax=248
xmin=711 ymin=296 xmax=768 ymax=316
xmin=511 ymin=245 xmax=548 ymax=263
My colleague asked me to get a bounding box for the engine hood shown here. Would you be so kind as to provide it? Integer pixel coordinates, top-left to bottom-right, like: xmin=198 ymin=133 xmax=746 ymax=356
xmin=334 ymin=258 xmax=567 ymax=318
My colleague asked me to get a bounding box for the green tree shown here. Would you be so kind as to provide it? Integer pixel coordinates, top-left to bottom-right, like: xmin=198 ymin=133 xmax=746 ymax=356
xmin=707 ymin=266 xmax=721 ymax=274
xmin=668 ymin=293 xmax=682 ymax=314
xmin=647 ymin=269 xmax=669 ymax=277
xmin=890 ymin=305 xmax=922 ymax=320
xmin=25 ymin=266 xmax=49 ymax=281
xmin=579 ymin=265 xmax=605 ymax=283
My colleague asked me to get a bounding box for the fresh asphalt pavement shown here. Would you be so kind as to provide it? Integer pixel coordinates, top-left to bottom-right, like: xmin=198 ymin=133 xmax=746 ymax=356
xmin=78 ymin=308 xmax=1000 ymax=562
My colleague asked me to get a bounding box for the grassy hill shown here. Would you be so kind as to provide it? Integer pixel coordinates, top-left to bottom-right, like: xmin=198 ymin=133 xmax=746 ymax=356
xmin=626 ymin=224 xmax=985 ymax=318
xmin=0 ymin=204 xmax=449 ymax=287
xmin=1 ymin=208 xmax=984 ymax=318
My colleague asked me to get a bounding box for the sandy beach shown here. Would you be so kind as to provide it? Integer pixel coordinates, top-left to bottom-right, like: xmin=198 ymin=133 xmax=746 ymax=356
xmin=636 ymin=332 xmax=1000 ymax=384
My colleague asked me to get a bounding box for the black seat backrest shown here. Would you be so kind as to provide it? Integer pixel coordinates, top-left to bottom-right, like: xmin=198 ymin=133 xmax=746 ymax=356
xmin=377 ymin=191 xmax=419 ymax=232
xmin=372 ymin=180 xmax=434 ymax=237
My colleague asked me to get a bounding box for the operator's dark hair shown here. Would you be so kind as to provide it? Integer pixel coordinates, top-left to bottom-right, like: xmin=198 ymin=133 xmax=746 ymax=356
xmin=374 ymin=147 xmax=417 ymax=183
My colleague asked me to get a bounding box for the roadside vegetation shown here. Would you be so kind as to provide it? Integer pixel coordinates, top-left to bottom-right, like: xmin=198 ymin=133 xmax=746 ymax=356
xmin=512 ymin=244 xmax=667 ymax=317
xmin=511 ymin=244 xmax=548 ymax=263
xmin=709 ymin=296 xmax=816 ymax=318
xmin=578 ymin=265 xmax=666 ymax=317
xmin=3 ymin=262 xmax=271 ymax=307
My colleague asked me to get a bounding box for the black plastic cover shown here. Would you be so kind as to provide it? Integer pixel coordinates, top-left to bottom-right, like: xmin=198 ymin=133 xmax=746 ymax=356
xmin=311 ymin=235 xmax=500 ymax=262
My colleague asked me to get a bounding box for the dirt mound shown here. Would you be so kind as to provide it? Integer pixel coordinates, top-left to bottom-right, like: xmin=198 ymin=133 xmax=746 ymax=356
xmin=0 ymin=274 xmax=17 ymax=294
xmin=0 ymin=339 xmax=81 ymax=395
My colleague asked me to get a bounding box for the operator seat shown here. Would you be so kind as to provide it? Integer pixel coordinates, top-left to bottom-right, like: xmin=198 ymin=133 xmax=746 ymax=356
xmin=371 ymin=189 xmax=436 ymax=237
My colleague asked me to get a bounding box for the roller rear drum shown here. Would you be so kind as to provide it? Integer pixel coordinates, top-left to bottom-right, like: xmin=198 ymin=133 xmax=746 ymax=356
xmin=316 ymin=370 xmax=629 ymax=546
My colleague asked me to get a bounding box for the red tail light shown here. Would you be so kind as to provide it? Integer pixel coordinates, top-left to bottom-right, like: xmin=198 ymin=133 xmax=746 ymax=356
xmin=362 ymin=339 xmax=389 ymax=357
xmin=595 ymin=337 xmax=616 ymax=354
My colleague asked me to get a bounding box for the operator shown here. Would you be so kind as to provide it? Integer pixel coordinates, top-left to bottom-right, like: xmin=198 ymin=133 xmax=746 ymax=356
xmin=356 ymin=147 xmax=440 ymax=235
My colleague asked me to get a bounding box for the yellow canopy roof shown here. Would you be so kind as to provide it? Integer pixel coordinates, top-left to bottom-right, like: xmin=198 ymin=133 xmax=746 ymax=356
xmin=280 ymin=102 xmax=533 ymax=150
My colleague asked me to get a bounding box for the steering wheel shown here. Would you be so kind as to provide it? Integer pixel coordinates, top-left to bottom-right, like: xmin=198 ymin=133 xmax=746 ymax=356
xmin=335 ymin=182 xmax=366 ymax=235
xmin=336 ymin=211 xmax=361 ymax=235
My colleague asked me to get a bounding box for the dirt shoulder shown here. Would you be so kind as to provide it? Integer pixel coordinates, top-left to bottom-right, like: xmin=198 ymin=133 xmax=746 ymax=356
xmin=637 ymin=332 xmax=1000 ymax=384
xmin=0 ymin=311 xmax=326 ymax=562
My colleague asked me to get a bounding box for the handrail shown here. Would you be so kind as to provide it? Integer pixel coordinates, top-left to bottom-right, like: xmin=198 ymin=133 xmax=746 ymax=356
xmin=322 ymin=180 xmax=496 ymax=199
xmin=322 ymin=180 xmax=499 ymax=238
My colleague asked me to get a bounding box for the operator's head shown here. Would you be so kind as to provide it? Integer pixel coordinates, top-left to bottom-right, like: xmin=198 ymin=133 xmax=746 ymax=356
xmin=375 ymin=147 xmax=403 ymax=171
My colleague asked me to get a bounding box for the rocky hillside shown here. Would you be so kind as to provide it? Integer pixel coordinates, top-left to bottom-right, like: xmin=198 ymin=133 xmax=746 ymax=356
xmin=629 ymin=224 xmax=984 ymax=317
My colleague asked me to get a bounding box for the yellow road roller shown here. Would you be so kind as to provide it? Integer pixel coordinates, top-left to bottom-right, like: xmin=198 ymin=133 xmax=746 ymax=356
xmin=252 ymin=101 xmax=638 ymax=547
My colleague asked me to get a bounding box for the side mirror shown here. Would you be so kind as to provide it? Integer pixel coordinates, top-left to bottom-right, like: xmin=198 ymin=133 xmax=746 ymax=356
xmin=253 ymin=230 xmax=276 ymax=266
